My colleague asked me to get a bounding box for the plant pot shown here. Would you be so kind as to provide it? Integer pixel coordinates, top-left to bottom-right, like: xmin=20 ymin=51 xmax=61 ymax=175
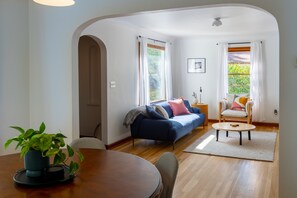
xmin=24 ymin=150 xmax=50 ymax=177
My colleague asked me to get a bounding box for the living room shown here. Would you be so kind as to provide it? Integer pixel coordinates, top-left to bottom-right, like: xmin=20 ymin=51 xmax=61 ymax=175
xmin=79 ymin=6 xmax=279 ymax=142
xmin=0 ymin=0 xmax=296 ymax=197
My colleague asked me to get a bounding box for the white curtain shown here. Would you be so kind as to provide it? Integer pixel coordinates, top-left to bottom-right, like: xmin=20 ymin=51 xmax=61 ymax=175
xmin=250 ymin=41 xmax=265 ymax=121
xmin=137 ymin=37 xmax=150 ymax=106
xmin=165 ymin=42 xmax=173 ymax=100
xmin=216 ymin=43 xmax=229 ymax=102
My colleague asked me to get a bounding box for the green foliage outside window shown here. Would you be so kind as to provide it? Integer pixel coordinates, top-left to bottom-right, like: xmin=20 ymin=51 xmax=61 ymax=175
xmin=228 ymin=64 xmax=250 ymax=94
xmin=147 ymin=46 xmax=165 ymax=102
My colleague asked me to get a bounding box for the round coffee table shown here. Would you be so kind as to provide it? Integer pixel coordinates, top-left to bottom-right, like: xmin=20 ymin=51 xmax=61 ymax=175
xmin=212 ymin=122 xmax=256 ymax=145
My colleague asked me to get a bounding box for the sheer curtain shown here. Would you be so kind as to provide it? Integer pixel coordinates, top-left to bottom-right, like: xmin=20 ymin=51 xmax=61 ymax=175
xmin=165 ymin=42 xmax=172 ymax=100
xmin=137 ymin=37 xmax=150 ymax=106
xmin=216 ymin=43 xmax=229 ymax=103
xmin=250 ymin=41 xmax=265 ymax=121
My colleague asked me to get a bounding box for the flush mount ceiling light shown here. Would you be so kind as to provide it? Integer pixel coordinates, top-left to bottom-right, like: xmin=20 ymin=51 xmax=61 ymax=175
xmin=212 ymin=17 xmax=222 ymax=27
xmin=33 ymin=0 xmax=75 ymax=7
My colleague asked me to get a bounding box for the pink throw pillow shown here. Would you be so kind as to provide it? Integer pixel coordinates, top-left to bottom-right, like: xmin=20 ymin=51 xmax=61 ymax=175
xmin=231 ymin=101 xmax=244 ymax=111
xmin=168 ymin=98 xmax=191 ymax=116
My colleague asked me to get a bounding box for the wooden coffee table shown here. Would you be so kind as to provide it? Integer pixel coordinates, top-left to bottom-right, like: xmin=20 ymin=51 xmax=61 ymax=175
xmin=212 ymin=122 xmax=256 ymax=145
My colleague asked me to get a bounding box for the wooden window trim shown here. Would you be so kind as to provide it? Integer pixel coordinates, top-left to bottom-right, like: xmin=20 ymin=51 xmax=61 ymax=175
xmin=228 ymin=47 xmax=250 ymax=52
xmin=147 ymin=43 xmax=165 ymax=51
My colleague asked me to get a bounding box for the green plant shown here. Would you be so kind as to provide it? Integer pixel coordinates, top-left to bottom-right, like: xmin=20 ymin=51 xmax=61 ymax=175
xmin=4 ymin=122 xmax=84 ymax=175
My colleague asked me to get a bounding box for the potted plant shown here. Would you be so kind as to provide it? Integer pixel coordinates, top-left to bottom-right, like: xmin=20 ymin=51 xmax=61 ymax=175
xmin=4 ymin=122 xmax=83 ymax=178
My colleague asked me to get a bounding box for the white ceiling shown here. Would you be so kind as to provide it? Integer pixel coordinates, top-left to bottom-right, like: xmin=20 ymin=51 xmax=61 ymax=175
xmin=109 ymin=6 xmax=278 ymax=38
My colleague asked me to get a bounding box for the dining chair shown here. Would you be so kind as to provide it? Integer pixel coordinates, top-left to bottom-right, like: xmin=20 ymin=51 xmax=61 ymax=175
xmin=155 ymin=152 xmax=179 ymax=198
xmin=70 ymin=137 xmax=106 ymax=150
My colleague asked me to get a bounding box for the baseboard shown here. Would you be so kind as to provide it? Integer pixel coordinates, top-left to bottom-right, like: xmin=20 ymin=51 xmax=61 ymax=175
xmin=208 ymin=119 xmax=279 ymax=127
xmin=106 ymin=136 xmax=132 ymax=149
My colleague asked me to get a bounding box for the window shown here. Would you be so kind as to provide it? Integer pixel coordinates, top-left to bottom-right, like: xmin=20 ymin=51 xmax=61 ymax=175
xmin=147 ymin=43 xmax=166 ymax=102
xmin=228 ymin=47 xmax=251 ymax=94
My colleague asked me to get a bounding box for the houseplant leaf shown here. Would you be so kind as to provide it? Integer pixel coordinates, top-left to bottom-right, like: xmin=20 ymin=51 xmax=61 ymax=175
xmin=39 ymin=122 xmax=46 ymax=134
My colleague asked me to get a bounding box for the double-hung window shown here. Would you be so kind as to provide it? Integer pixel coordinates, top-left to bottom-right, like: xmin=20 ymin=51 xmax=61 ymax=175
xmin=146 ymin=43 xmax=166 ymax=102
xmin=228 ymin=47 xmax=251 ymax=94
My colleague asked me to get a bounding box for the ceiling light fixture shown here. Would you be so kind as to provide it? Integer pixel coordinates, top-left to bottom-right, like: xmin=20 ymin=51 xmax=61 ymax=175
xmin=212 ymin=17 xmax=222 ymax=27
xmin=33 ymin=0 xmax=75 ymax=7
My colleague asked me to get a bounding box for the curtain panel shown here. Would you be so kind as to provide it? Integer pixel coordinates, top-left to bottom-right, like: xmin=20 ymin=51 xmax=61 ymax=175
xmin=216 ymin=43 xmax=229 ymax=103
xmin=137 ymin=37 xmax=150 ymax=106
xmin=250 ymin=41 xmax=265 ymax=122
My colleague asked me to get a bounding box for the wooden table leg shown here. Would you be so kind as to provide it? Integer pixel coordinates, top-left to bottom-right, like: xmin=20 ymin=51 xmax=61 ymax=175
xmin=239 ymin=131 xmax=242 ymax=145
xmin=216 ymin=130 xmax=219 ymax=141
xmin=248 ymin=130 xmax=251 ymax=140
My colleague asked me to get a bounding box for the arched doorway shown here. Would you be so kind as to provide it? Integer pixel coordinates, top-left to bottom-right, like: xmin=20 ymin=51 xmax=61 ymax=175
xmin=78 ymin=35 xmax=107 ymax=141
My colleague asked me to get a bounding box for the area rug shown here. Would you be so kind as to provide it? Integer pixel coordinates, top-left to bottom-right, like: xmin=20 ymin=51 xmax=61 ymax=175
xmin=184 ymin=130 xmax=277 ymax=161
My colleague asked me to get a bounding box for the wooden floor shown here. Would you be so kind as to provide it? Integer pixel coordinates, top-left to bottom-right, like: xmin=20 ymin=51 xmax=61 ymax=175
xmin=112 ymin=122 xmax=279 ymax=198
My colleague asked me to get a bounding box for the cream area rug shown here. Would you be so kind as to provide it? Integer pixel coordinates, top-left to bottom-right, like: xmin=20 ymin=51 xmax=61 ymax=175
xmin=184 ymin=130 xmax=277 ymax=162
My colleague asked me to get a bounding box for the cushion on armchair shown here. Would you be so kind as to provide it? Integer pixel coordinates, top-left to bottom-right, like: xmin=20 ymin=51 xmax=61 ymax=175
xmin=221 ymin=109 xmax=248 ymax=117
xmin=231 ymin=96 xmax=248 ymax=111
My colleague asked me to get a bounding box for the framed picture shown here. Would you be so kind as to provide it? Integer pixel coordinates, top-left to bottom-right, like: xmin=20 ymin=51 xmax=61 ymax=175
xmin=187 ymin=58 xmax=206 ymax=73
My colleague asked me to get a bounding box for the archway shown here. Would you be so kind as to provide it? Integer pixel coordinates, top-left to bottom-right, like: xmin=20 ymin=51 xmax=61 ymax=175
xmin=73 ymin=35 xmax=107 ymax=143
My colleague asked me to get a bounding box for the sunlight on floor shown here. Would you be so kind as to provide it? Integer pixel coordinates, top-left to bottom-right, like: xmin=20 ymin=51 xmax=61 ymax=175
xmin=195 ymin=135 xmax=215 ymax=150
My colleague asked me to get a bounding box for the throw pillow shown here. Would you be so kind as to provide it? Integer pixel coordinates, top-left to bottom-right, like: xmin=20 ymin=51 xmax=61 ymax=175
xmin=231 ymin=96 xmax=249 ymax=111
xmin=225 ymin=93 xmax=236 ymax=109
xmin=146 ymin=105 xmax=165 ymax=120
xmin=168 ymin=98 xmax=191 ymax=116
xmin=155 ymin=105 xmax=169 ymax=119
xmin=183 ymin=99 xmax=194 ymax=113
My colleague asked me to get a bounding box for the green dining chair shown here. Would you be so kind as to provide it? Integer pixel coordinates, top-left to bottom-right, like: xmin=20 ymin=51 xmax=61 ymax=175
xmin=70 ymin=137 xmax=106 ymax=150
xmin=155 ymin=152 xmax=179 ymax=198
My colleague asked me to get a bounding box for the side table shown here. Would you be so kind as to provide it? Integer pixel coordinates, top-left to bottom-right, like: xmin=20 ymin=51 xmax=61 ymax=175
xmin=192 ymin=103 xmax=208 ymax=125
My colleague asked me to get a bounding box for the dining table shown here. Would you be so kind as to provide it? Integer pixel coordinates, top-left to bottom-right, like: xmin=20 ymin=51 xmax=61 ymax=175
xmin=0 ymin=149 xmax=162 ymax=198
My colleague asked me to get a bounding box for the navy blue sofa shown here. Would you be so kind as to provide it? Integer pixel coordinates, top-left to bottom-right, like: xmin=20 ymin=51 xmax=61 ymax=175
xmin=130 ymin=100 xmax=205 ymax=149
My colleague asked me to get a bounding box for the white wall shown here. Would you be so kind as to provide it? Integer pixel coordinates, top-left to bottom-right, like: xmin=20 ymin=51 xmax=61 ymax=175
xmin=173 ymin=32 xmax=279 ymax=123
xmin=0 ymin=0 xmax=296 ymax=197
xmin=0 ymin=0 xmax=29 ymax=155
xmin=81 ymin=20 xmax=172 ymax=143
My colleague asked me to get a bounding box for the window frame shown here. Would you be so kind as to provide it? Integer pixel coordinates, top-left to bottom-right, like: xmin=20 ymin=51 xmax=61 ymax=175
xmin=227 ymin=46 xmax=251 ymax=94
xmin=146 ymin=42 xmax=167 ymax=103
xmin=138 ymin=40 xmax=168 ymax=104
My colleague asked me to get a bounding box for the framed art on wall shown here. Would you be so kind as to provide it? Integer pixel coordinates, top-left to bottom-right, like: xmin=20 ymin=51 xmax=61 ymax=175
xmin=187 ymin=58 xmax=206 ymax=73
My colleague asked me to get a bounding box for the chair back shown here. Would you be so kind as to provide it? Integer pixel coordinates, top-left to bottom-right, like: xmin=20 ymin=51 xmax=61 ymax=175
xmin=155 ymin=152 xmax=179 ymax=198
xmin=70 ymin=137 xmax=106 ymax=150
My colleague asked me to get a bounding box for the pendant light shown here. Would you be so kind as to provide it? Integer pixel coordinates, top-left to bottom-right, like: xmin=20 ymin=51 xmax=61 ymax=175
xmin=33 ymin=0 xmax=75 ymax=7
xmin=212 ymin=17 xmax=222 ymax=27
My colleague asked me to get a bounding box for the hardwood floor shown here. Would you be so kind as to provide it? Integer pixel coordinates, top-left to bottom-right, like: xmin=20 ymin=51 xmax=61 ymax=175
xmin=111 ymin=123 xmax=279 ymax=198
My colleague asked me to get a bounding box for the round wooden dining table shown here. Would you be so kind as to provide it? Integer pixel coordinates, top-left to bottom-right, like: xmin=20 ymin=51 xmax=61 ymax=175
xmin=0 ymin=149 xmax=162 ymax=198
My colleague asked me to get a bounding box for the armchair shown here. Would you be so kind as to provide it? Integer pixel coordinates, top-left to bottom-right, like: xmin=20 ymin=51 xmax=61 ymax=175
xmin=218 ymin=96 xmax=253 ymax=124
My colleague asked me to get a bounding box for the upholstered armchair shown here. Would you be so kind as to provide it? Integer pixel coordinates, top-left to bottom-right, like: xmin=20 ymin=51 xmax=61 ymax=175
xmin=218 ymin=95 xmax=254 ymax=124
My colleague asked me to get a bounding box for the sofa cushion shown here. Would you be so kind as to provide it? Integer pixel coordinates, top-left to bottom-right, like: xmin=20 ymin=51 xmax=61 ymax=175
xmin=168 ymin=98 xmax=191 ymax=116
xmin=146 ymin=105 xmax=165 ymax=120
xmin=170 ymin=114 xmax=194 ymax=127
xmin=155 ymin=105 xmax=169 ymax=119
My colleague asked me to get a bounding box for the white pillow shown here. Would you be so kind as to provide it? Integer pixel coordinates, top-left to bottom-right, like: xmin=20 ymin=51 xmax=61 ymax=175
xmin=155 ymin=105 xmax=169 ymax=119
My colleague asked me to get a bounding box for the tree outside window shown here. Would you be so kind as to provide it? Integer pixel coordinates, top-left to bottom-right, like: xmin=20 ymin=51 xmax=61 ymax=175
xmin=228 ymin=47 xmax=251 ymax=94
xmin=147 ymin=44 xmax=166 ymax=102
